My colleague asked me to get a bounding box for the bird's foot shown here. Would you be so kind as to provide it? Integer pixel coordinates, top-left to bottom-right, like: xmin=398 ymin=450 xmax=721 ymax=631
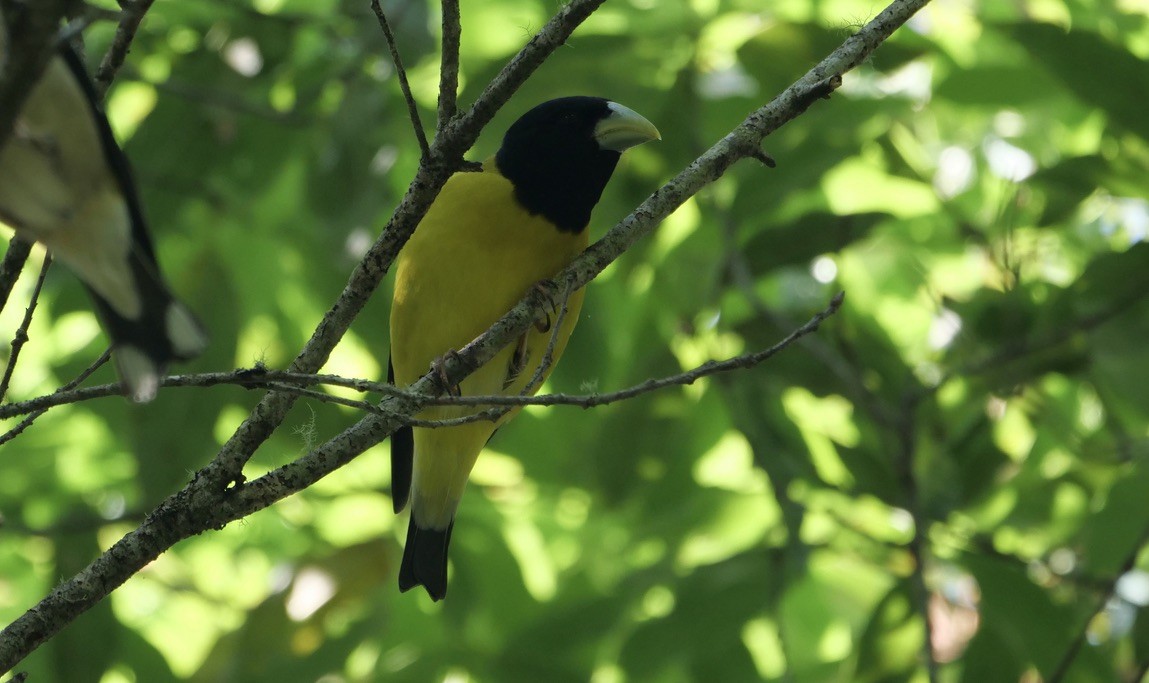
xmin=504 ymin=333 xmax=530 ymax=388
xmin=430 ymin=350 xmax=463 ymax=397
xmin=532 ymin=279 xmax=561 ymax=333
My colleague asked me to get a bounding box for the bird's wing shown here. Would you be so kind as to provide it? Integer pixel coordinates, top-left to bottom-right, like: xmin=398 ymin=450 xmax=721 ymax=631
xmin=389 ymin=355 xmax=415 ymax=513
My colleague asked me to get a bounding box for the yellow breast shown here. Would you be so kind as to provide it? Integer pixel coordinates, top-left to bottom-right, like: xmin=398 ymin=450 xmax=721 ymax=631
xmin=390 ymin=167 xmax=589 ymax=391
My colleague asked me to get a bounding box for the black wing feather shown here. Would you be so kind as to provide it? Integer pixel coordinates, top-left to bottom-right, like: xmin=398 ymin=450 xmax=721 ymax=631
xmin=388 ymin=356 xmax=414 ymax=513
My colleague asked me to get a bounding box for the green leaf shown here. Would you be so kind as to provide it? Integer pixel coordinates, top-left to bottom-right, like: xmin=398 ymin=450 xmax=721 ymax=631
xmin=1008 ymin=23 xmax=1149 ymax=142
xmin=962 ymin=553 xmax=1075 ymax=674
xmin=742 ymin=212 xmax=890 ymax=275
xmin=851 ymin=580 xmax=921 ymax=683
xmin=935 ymin=64 xmax=1062 ymax=108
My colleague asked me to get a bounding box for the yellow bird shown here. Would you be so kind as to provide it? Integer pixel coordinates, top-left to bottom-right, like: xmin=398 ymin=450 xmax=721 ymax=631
xmin=389 ymin=96 xmax=659 ymax=600
xmin=0 ymin=38 xmax=207 ymax=402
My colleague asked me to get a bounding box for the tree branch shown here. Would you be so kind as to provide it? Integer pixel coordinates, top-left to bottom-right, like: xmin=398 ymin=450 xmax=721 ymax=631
xmin=437 ymin=0 xmax=461 ymax=132
xmin=0 ymin=292 xmax=841 ymax=422
xmin=0 ymin=0 xmax=929 ymax=671
xmin=0 ymin=348 xmax=110 ymax=446
xmin=397 ymin=292 xmax=844 ymax=429
xmin=92 ymin=0 xmax=155 ymax=98
xmin=0 ymin=256 xmax=50 ymax=402
xmin=369 ymin=0 xmax=430 ymax=160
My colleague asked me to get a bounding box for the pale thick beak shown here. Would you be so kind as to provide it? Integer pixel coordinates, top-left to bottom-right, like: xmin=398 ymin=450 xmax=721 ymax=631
xmin=594 ymin=101 xmax=661 ymax=152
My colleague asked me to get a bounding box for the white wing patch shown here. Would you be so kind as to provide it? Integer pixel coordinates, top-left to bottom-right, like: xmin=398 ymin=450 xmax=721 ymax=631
xmin=166 ymin=301 xmax=209 ymax=359
xmin=113 ymin=344 xmax=160 ymax=403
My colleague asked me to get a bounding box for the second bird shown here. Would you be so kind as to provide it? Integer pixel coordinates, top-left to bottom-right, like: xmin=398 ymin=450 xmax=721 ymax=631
xmin=389 ymin=96 xmax=660 ymax=600
xmin=0 ymin=37 xmax=207 ymax=402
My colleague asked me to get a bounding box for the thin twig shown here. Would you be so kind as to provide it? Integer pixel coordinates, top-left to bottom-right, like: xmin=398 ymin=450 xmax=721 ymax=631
xmin=261 ymin=381 xmax=382 ymax=413
xmin=0 ymin=367 xmax=390 ymax=418
xmin=0 ymin=294 xmax=843 ymax=432
xmin=92 ymin=0 xmax=156 ymax=98
xmin=0 ymin=292 xmax=841 ymax=422
xmin=56 ymin=4 xmax=120 ymax=43
xmin=369 ymin=0 xmax=430 ymax=160
xmin=412 ymin=292 xmax=845 ymax=427
xmin=0 ymin=348 xmax=110 ymax=446
xmin=437 ymin=0 xmax=461 ymax=132
xmin=0 ymin=256 xmax=51 ymax=402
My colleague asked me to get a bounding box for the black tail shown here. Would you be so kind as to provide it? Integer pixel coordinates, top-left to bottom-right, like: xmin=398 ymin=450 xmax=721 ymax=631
xmin=388 ymin=356 xmax=414 ymax=512
xmin=398 ymin=520 xmax=453 ymax=601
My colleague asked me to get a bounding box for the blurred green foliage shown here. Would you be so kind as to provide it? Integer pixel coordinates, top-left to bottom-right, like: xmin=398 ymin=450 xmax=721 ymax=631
xmin=2 ymin=0 xmax=1149 ymax=681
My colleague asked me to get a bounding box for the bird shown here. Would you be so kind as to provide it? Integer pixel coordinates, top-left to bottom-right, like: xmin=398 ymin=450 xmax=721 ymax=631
xmin=0 ymin=36 xmax=207 ymax=402
xmin=389 ymin=96 xmax=660 ymax=600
